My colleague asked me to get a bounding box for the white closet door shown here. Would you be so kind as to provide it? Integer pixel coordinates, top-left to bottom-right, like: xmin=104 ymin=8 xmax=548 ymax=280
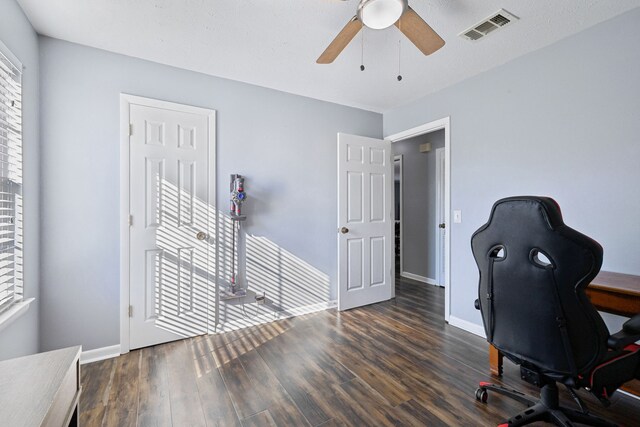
xmin=129 ymin=102 xmax=213 ymax=350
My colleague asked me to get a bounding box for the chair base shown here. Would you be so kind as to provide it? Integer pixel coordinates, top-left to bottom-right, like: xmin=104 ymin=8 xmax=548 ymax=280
xmin=476 ymin=382 xmax=618 ymax=427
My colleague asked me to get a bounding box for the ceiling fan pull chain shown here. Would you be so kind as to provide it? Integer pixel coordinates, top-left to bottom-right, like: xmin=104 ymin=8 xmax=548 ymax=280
xmin=397 ymin=19 xmax=402 ymax=81
xmin=360 ymin=29 xmax=365 ymax=71
xmin=397 ymin=39 xmax=402 ymax=81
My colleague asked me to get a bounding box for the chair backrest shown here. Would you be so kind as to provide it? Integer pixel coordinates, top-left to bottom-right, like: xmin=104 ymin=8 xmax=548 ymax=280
xmin=471 ymin=196 xmax=609 ymax=376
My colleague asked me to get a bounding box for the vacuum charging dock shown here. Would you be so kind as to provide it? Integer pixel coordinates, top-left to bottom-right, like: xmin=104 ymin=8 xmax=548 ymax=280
xmin=220 ymin=288 xmax=254 ymax=303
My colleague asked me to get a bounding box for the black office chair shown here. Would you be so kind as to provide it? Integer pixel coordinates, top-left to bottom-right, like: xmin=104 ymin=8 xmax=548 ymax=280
xmin=471 ymin=196 xmax=640 ymax=427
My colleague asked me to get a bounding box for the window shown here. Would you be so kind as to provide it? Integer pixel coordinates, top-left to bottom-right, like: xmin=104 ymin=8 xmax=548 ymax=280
xmin=0 ymin=43 xmax=23 ymax=315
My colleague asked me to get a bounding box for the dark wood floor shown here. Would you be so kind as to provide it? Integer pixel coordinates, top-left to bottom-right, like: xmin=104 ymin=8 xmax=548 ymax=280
xmin=80 ymin=278 xmax=640 ymax=426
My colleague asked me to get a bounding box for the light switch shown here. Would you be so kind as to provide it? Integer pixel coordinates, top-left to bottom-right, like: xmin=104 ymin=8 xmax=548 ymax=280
xmin=453 ymin=210 xmax=462 ymax=223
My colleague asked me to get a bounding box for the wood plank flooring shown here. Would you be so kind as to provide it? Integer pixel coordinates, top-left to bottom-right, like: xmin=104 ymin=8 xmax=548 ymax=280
xmin=80 ymin=277 xmax=640 ymax=426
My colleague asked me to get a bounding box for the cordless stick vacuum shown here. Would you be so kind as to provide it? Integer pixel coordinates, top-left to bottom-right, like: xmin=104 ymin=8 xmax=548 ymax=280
xmin=228 ymin=174 xmax=247 ymax=296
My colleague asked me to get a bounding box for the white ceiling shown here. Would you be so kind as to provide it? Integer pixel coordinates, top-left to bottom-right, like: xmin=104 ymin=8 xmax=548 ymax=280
xmin=17 ymin=0 xmax=640 ymax=112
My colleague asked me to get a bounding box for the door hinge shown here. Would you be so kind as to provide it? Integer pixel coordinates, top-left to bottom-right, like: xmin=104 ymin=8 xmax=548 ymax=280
xmin=128 ymin=215 xmax=133 ymax=226
xmin=129 ymin=123 xmax=133 ymax=136
xmin=128 ymin=305 xmax=133 ymax=317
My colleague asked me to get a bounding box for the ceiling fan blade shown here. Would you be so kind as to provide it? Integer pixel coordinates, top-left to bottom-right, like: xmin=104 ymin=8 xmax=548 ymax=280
xmin=395 ymin=7 xmax=445 ymax=56
xmin=317 ymin=16 xmax=363 ymax=64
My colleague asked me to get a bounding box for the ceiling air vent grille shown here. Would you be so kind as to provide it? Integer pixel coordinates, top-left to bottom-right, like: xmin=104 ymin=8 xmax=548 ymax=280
xmin=464 ymin=30 xmax=483 ymax=41
xmin=490 ymin=13 xmax=511 ymax=27
xmin=459 ymin=9 xmax=518 ymax=42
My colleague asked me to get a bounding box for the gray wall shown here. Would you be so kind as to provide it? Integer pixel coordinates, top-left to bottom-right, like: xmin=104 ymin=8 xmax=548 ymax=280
xmin=38 ymin=37 xmax=382 ymax=352
xmin=0 ymin=0 xmax=40 ymax=360
xmin=393 ymin=130 xmax=444 ymax=280
xmin=384 ymin=8 xmax=640 ymax=328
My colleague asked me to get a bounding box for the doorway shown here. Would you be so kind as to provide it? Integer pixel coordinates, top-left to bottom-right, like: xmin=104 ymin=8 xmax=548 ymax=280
xmin=394 ymin=155 xmax=403 ymax=279
xmin=386 ymin=118 xmax=451 ymax=321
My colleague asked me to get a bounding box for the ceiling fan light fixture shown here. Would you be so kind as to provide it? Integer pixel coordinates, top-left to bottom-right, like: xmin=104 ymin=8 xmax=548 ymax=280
xmin=357 ymin=0 xmax=407 ymax=30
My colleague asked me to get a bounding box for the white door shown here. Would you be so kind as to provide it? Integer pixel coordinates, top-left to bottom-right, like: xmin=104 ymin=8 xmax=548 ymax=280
xmin=435 ymin=147 xmax=446 ymax=287
xmin=338 ymin=133 xmax=393 ymax=310
xmin=129 ymin=102 xmax=214 ymax=349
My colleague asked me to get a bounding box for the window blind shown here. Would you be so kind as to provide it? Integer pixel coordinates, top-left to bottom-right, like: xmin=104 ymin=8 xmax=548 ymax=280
xmin=0 ymin=47 xmax=23 ymax=314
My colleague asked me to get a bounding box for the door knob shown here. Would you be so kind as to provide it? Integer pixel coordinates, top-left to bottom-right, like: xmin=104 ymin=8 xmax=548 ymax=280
xmin=340 ymin=227 xmax=349 ymax=234
xmin=439 ymin=223 xmax=446 ymax=229
xmin=196 ymin=231 xmax=208 ymax=241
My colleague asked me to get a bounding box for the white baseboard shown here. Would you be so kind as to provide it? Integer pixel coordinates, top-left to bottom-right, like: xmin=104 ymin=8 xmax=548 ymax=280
xmin=448 ymin=315 xmax=486 ymax=338
xmin=283 ymin=300 xmax=337 ymax=317
xmin=81 ymin=344 xmax=121 ymax=365
xmin=216 ymin=300 xmax=337 ymax=334
xmin=400 ymin=271 xmax=437 ymax=286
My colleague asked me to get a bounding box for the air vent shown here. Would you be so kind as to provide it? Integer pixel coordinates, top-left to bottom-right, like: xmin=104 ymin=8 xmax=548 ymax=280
xmin=459 ymin=9 xmax=518 ymax=42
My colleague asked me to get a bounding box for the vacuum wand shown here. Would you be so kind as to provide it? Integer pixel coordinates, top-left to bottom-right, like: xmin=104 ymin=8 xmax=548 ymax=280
xmin=229 ymin=174 xmax=247 ymax=296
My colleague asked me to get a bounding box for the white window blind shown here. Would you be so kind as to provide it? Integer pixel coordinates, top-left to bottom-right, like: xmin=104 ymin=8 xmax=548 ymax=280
xmin=0 ymin=45 xmax=23 ymax=315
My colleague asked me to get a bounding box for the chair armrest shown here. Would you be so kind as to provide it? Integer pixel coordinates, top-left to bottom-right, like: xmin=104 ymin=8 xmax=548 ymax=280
xmin=607 ymin=313 xmax=640 ymax=350
xmin=623 ymin=313 xmax=640 ymax=334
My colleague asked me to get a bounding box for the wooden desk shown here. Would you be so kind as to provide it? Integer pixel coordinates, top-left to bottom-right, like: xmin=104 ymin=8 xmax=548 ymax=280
xmin=584 ymin=271 xmax=640 ymax=318
xmin=0 ymin=346 xmax=81 ymax=426
xmin=488 ymin=271 xmax=640 ymax=396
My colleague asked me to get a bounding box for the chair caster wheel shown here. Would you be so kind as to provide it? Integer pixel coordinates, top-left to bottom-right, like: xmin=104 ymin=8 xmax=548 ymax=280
xmin=476 ymin=387 xmax=488 ymax=403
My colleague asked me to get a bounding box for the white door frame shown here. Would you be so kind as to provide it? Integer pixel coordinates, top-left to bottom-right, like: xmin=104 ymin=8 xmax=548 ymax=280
xmin=119 ymin=94 xmax=216 ymax=354
xmin=393 ymin=155 xmax=403 ymax=278
xmin=435 ymin=147 xmax=445 ymax=287
xmin=385 ymin=117 xmax=451 ymax=322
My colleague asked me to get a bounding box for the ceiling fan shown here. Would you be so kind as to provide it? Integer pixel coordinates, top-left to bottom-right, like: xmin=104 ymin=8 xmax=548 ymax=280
xmin=317 ymin=0 xmax=445 ymax=64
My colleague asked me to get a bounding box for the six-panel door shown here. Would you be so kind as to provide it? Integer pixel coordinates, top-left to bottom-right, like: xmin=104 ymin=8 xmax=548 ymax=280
xmin=129 ymin=104 xmax=211 ymax=349
xmin=338 ymin=133 xmax=393 ymax=310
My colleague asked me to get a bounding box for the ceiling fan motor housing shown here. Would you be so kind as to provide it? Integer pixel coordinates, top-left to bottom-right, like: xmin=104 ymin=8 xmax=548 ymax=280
xmin=316 ymin=0 xmax=444 ymax=64
xmin=357 ymin=0 xmax=408 ymax=30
